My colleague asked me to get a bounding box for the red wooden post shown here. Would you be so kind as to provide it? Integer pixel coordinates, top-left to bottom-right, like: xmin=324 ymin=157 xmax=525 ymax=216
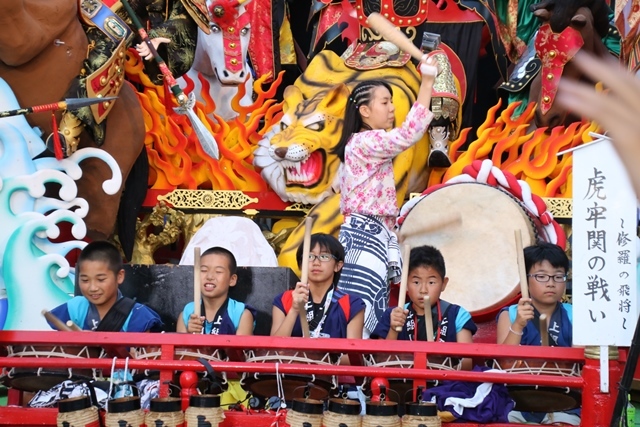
xmin=179 ymin=371 xmax=199 ymax=412
xmin=580 ymin=348 xmax=622 ymax=427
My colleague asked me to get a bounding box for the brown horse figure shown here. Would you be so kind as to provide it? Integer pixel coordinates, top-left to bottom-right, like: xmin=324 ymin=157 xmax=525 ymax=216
xmin=0 ymin=0 xmax=146 ymax=254
xmin=529 ymin=0 xmax=613 ymax=129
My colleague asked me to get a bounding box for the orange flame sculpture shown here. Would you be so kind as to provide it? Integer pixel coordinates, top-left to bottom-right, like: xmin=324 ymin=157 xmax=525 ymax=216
xmin=428 ymin=99 xmax=600 ymax=198
xmin=125 ymin=51 xmax=284 ymax=190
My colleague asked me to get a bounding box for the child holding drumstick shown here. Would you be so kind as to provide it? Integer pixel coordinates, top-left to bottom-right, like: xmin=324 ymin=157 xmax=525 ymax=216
xmin=177 ymin=246 xmax=255 ymax=335
xmin=332 ymin=56 xmax=439 ymax=338
xmin=48 ymin=241 xmax=162 ymax=332
xmin=371 ymin=245 xmax=476 ymax=368
xmin=271 ymin=233 xmax=364 ymax=339
xmin=496 ymin=242 xmax=577 ymax=425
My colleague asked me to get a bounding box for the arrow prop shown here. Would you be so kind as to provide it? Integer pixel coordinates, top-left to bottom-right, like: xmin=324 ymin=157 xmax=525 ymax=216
xmin=120 ymin=0 xmax=220 ymax=160
xmin=0 ymin=97 xmax=116 ymax=119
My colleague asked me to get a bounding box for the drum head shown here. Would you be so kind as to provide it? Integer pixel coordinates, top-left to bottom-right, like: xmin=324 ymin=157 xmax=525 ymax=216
xmin=509 ymin=386 xmax=581 ymax=412
xmin=401 ymin=183 xmax=539 ymax=321
xmin=243 ymin=375 xmax=332 ymax=401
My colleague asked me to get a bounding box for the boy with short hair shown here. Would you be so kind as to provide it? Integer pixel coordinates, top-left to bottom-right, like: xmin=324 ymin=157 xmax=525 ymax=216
xmin=49 ymin=241 xmax=162 ymax=332
xmin=177 ymin=246 xmax=255 ymax=335
xmin=497 ymin=242 xmax=572 ymax=346
xmin=497 ymin=242 xmax=577 ymax=425
xmin=371 ymin=245 xmax=476 ymax=348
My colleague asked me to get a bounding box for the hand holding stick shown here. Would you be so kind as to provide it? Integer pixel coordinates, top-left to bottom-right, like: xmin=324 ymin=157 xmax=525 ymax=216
xmin=42 ymin=310 xmax=72 ymax=331
xmin=299 ymin=216 xmax=314 ymax=337
xmin=193 ymin=246 xmax=202 ymax=318
xmin=515 ymin=230 xmax=530 ymax=300
xmin=424 ymin=296 xmax=434 ymax=342
xmin=540 ymin=314 xmax=549 ymax=346
xmin=396 ymin=244 xmax=412 ymax=332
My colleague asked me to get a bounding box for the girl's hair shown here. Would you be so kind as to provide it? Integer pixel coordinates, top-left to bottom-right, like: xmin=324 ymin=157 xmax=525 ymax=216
xmin=332 ymin=80 xmax=393 ymax=162
xmin=295 ymin=233 xmax=345 ymax=286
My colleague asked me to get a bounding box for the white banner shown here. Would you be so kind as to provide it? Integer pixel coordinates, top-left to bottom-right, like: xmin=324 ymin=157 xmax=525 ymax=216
xmin=572 ymin=135 xmax=637 ymax=346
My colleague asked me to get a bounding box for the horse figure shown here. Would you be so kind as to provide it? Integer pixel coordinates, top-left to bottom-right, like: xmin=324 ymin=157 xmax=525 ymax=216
xmin=0 ymin=0 xmax=145 ymax=250
xmin=528 ymin=0 xmax=614 ymax=129
xmin=179 ymin=0 xmax=254 ymax=121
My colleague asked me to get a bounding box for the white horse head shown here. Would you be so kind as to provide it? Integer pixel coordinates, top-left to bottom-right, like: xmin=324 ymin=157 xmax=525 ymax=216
xmin=192 ymin=0 xmax=253 ymax=85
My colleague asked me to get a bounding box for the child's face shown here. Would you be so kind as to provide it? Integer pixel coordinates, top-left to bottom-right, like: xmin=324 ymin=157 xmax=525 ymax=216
xmin=307 ymin=243 xmax=343 ymax=286
xmin=407 ymin=266 xmax=448 ymax=313
xmin=200 ymin=253 xmax=237 ymax=300
xmin=527 ymin=260 xmax=567 ymax=305
xmin=360 ymin=86 xmax=395 ymax=130
xmin=78 ymin=260 xmax=124 ymax=310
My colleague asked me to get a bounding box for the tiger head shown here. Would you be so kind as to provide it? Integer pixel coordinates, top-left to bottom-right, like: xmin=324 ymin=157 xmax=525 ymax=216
xmin=254 ymin=83 xmax=349 ymax=204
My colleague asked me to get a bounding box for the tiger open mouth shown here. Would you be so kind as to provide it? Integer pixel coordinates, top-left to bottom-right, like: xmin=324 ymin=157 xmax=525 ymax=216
xmin=281 ymin=150 xmax=325 ymax=187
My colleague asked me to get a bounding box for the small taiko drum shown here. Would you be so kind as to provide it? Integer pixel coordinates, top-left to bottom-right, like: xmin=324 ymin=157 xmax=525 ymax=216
xmin=362 ymin=401 xmax=400 ymax=427
xmin=399 ymin=183 xmax=542 ymax=321
xmin=0 ymin=345 xmax=105 ymax=392
xmin=57 ymin=395 xmax=100 ymax=427
xmin=242 ymin=350 xmax=338 ymax=401
xmin=146 ymin=397 xmax=184 ymax=427
xmin=286 ymin=397 xmax=324 ymax=427
xmin=491 ymin=358 xmax=582 ymax=412
xmin=363 ymin=354 xmax=460 ymax=410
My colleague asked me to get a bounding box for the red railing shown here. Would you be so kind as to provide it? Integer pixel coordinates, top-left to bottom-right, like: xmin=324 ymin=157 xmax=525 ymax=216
xmin=0 ymin=331 xmax=621 ymax=427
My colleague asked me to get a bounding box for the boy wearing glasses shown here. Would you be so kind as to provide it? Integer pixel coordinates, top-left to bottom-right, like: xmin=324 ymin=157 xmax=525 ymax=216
xmin=497 ymin=242 xmax=572 ymax=347
xmin=271 ymin=233 xmax=365 ymax=339
xmin=497 ymin=244 xmax=577 ymax=424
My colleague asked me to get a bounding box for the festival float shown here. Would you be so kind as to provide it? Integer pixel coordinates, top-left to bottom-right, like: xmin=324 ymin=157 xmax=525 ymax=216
xmin=0 ymin=0 xmax=637 ymax=426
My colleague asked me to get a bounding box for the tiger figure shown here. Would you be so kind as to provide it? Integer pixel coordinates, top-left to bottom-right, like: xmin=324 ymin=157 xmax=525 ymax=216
xmin=253 ymin=50 xmax=431 ymax=272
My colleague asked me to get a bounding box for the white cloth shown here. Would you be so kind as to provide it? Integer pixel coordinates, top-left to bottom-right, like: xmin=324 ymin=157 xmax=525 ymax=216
xmin=180 ymin=217 xmax=277 ymax=267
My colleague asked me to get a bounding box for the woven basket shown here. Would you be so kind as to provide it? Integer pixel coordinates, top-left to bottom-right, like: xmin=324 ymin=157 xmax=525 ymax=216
xmin=145 ymin=410 xmax=184 ymax=427
xmin=361 ymin=414 xmax=401 ymax=427
xmin=322 ymin=410 xmax=362 ymax=427
xmin=105 ymin=409 xmax=146 ymax=427
xmin=286 ymin=410 xmax=324 ymax=427
xmin=401 ymin=414 xmax=441 ymax=427
xmin=185 ymin=406 xmax=225 ymax=426
xmin=57 ymin=406 xmax=100 ymax=427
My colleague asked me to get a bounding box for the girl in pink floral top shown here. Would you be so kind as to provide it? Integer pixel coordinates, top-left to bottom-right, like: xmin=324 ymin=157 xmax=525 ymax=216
xmin=332 ymin=57 xmax=439 ymax=337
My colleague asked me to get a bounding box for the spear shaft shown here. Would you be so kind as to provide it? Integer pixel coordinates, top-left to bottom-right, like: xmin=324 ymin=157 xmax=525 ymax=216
xmin=0 ymin=97 xmax=116 ymax=119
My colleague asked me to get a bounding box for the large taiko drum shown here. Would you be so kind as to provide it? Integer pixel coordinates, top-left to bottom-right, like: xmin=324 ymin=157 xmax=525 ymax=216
xmin=0 ymin=345 xmax=106 ymax=392
xmin=399 ymin=183 xmax=544 ymax=321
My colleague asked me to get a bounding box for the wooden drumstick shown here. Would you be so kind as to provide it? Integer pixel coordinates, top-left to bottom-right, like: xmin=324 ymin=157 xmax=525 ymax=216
xmin=515 ymin=230 xmax=530 ymax=300
xmin=397 ymin=213 xmax=462 ymax=243
xmin=366 ymin=12 xmax=425 ymax=61
xmin=540 ymin=314 xmax=549 ymax=346
xmin=42 ymin=310 xmax=72 ymax=331
xmin=193 ymin=246 xmax=201 ymax=318
xmin=299 ymin=216 xmax=314 ymax=338
xmin=396 ymin=244 xmax=412 ymax=332
xmin=424 ymin=296 xmax=434 ymax=342
xmin=66 ymin=320 xmax=83 ymax=332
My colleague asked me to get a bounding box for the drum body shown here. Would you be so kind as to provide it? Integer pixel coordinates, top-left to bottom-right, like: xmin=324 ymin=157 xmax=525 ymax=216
xmin=1 ymin=345 xmax=105 ymax=392
xmin=492 ymin=358 xmax=582 ymax=412
xmin=399 ymin=183 xmax=541 ymax=321
xmin=134 ymin=346 xmax=228 ymax=390
xmin=242 ymin=350 xmax=339 ymax=400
